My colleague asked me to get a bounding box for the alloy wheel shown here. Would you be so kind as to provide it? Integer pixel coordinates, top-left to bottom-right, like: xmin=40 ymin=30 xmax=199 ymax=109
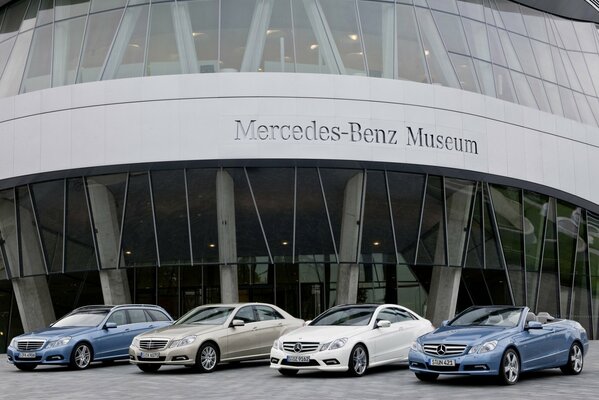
xmin=351 ymin=345 xmax=367 ymax=376
xmin=200 ymin=344 xmax=217 ymax=372
xmin=72 ymin=344 xmax=92 ymax=370
xmin=570 ymin=344 xmax=583 ymax=373
xmin=502 ymin=350 xmax=519 ymax=384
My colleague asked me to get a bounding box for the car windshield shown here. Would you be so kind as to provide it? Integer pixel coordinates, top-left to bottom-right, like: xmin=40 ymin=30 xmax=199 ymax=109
xmin=449 ymin=307 xmax=523 ymax=328
xmin=175 ymin=306 xmax=234 ymax=325
xmin=310 ymin=306 xmax=377 ymax=326
xmin=52 ymin=311 xmax=109 ymax=327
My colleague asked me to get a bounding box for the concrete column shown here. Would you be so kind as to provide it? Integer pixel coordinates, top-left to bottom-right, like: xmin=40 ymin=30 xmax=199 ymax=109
xmin=426 ymin=184 xmax=474 ymax=327
xmin=217 ymin=170 xmax=238 ymax=303
xmin=336 ymin=172 xmax=364 ymax=305
xmin=87 ymin=178 xmax=131 ymax=304
xmin=12 ymin=276 xmax=56 ymax=332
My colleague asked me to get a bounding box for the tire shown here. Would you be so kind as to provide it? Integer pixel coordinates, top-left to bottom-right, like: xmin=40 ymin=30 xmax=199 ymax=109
xmin=70 ymin=343 xmax=93 ymax=370
xmin=415 ymin=372 xmax=439 ymax=382
xmin=278 ymin=369 xmax=299 ymax=377
xmin=347 ymin=344 xmax=368 ymax=377
xmin=137 ymin=363 xmax=161 ymax=373
xmin=195 ymin=342 xmax=219 ymax=373
xmin=14 ymin=363 xmax=37 ymax=371
xmin=498 ymin=348 xmax=520 ymax=385
xmin=560 ymin=342 xmax=583 ymax=375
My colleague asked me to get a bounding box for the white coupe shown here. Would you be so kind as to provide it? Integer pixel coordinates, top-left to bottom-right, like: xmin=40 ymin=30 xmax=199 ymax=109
xmin=270 ymin=303 xmax=434 ymax=376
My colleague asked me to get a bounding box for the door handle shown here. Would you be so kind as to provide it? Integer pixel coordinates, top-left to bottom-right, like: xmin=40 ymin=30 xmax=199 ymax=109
xmin=252 ymin=326 xmax=258 ymax=331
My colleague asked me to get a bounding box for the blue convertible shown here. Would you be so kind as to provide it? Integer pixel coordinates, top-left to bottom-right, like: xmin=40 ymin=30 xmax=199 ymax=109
xmin=7 ymin=304 xmax=173 ymax=371
xmin=408 ymin=305 xmax=589 ymax=385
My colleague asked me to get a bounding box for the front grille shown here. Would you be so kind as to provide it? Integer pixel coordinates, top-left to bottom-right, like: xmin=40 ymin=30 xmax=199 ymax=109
xmin=423 ymin=344 xmax=467 ymax=357
xmin=282 ymin=342 xmax=320 ymax=353
xmin=139 ymin=339 xmax=169 ymax=351
xmin=17 ymin=340 xmax=45 ymax=351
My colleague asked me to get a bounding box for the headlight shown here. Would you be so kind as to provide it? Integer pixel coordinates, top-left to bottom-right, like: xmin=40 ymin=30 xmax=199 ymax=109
xmin=272 ymin=339 xmax=282 ymax=351
xmin=46 ymin=336 xmax=72 ymax=349
xmin=132 ymin=337 xmax=141 ymax=348
xmin=9 ymin=338 xmax=17 ymax=349
xmin=410 ymin=341 xmax=423 ymax=352
xmin=169 ymin=335 xmax=197 ymax=348
xmin=320 ymin=338 xmax=348 ymax=352
xmin=468 ymin=340 xmax=498 ymax=354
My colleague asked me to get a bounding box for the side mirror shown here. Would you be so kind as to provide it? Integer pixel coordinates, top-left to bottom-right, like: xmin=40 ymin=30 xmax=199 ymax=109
xmin=231 ymin=319 xmax=245 ymax=327
xmin=303 ymin=320 xmax=312 ymax=327
xmin=441 ymin=320 xmax=449 ymax=327
xmin=105 ymin=322 xmax=117 ymax=329
xmin=526 ymin=321 xmax=543 ymax=330
xmin=376 ymin=320 xmax=391 ymax=328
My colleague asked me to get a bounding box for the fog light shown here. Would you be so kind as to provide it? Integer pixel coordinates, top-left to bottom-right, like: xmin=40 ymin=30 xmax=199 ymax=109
xmin=474 ymin=364 xmax=489 ymax=370
xmin=270 ymin=357 xmax=280 ymax=364
xmin=47 ymin=355 xmax=64 ymax=361
xmin=323 ymin=359 xmax=340 ymax=365
xmin=173 ymin=356 xmax=189 ymax=361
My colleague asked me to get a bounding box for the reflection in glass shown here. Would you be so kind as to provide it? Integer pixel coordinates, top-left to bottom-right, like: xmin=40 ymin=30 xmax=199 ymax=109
xmin=358 ymin=0 xmax=394 ymax=78
xmin=473 ymin=59 xmax=495 ymax=96
xmin=417 ymin=176 xmax=445 ymax=266
xmin=587 ymin=212 xmax=599 ymax=338
xmin=493 ymin=65 xmax=516 ymax=102
xmin=31 ymin=180 xmax=65 ymax=274
xmin=361 ymin=171 xmax=395 ymax=264
xmin=260 ymin=0 xmax=294 ymax=72
xmin=21 ymin=25 xmax=52 ymax=93
xmin=523 ymin=191 xmax=548 ymax=310
xmin=0 ymin=190 xmax=18 ymax=278
xmin=0 ymin=0 xmax=28 ymax=43
xmin=445 ymin=179 xmax=475 ymax=267
xmin=17 ymin=186 xmax=45 ymax=276
xmin=537 ymin=198 xmax=559 ymax=316
xmin=293 ymin=0 xmax=333 ymax=74
xmin=0 ymin=37 xmax=17 ymax=80
xmin=0 ymin=29 xmax=33 ymax=97
xmin=187 ymin=169 xmax=219 ymax=264
xmin=462 ymin=18 xmax=490 ymax=61
xmin=55 ymin=0 xmax=90 ymax=21
xmin=511 ymin=71 xmax=537 ymax=109
xmin=572 ymin=212 xmax=591 ymax=332
xmin=54 ymin=16 xmax=86 ymax=87
xmin=465 ymin=184 xmax=483 ymax=269
xmin=65 ymin=178 xmax=97 ymax=272
xmin=185 ymin=0 xmax=219 ymax=73
xmin=91 ymin=0 xmax=127 ymax=13
xmin=557 ymin=202 xmax=579 ymax=317
xmin=559 ymin=87 xmax=581 ymax=123
xmin=77 ymin=10 xmax=122 ymax=83
xmin=220 ymin=0 xmax=256 ymax=72
xmin=146 ymin=2 xmax=182 ymax=76
xmin=483 ymin=184 xmax=502 ymax=271
xmin=450 ymin=53 xmax=480 ymax=93
xmin=396 ymin=4 xmax=428 ymax=83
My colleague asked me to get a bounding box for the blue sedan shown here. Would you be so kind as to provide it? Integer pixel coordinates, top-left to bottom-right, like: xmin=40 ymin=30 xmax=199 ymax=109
xmin=7 ymin=304 xmax=173 ymax=371
xmin=408 ymin=305 xmax=589 ymax=385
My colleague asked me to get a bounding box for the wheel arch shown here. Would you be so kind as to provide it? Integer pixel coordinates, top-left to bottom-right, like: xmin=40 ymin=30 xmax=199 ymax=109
xmin=72 ymin=340 xmax=95 ymax=361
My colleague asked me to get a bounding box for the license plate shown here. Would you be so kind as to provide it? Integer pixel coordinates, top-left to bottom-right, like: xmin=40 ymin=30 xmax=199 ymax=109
xmin=430 ymin=358 xmax=455 ymax=367
xmin=140 ymin=352 xmax=160 ymax=359
xmin=19 ymin=352 xmax=36 ymax=359
xmin=287 ymin=355 xmax=310 ymax=363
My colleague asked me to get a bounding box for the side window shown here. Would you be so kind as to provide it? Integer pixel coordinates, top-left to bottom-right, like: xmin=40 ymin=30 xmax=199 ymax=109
xmin=377 ymin=309 xmax=399 ymax=324
xmin=107 ymin=310 xmax=127 ymax=326
xmin=146 ymin=309 xmax=170 ymax=322
xmin=255 ymin=305 xmax=283 ymax=321
xmin=234 ymin=306 xmax=256 ymax=323
xmin=396 ymin=309 xmax=417 ymax=322
xmin=128 ymin=309 xmax=148 ymax=323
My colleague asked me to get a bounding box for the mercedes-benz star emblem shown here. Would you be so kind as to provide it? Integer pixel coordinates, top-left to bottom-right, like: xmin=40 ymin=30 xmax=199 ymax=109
xmin=436 ymin=344 xmax=447 ymax=356
xmin=293 ymin=343 xmax=303 ymax=353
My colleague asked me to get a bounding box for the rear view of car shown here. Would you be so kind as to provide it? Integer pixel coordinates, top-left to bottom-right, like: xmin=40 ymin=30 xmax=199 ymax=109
xmin=7 ymin=304 xmax=173 ymax=371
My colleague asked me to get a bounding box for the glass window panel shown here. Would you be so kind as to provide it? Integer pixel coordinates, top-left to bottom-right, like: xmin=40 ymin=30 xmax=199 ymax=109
xmin=484 ymin=269 xmax=512 ymax=304
xmin=483 ymin=185 xmax=502 ymax=270
xmin=358 ymin=0 xmax=394 ymax=79
xmin=299 ymin=262 xmax=335 ymax=319
xmin=295 ymin=168 xmax=336 ymax=263
xmin=246 ymin=168 xmax=294 ymax=261
xmin=17 ymin=186 xmax=46 ymax=276
xmin=186 ymin=169 xmax=218 ymax=264
xmin=179 ymin=265 xmax=202 ymax=313
xmin=0 ymin=29 xmax=33 ymax=97
xmin=493 ymin=65 xmax=516 ymax=102
xmin=427 ymin=0 xmax=458 ymax=14
xmin=129 ymin=0 xmax=150 ymax=4
xmin=0 ymin=0 xmax=28 ymax=42
xmin=0 ymin=189 xmax=19 ymax=278
xmin=77 ymin=9 xmax=123 ymax=83
xmin=275 ymin=262 xmax=299 ymax=316
xmin=260 ymin=0 xmax=294 ymax=72
xmin=0 ymin=246 xmax=6 ymax=280
xmin=132 ymin=267 xmax=156 ymax=304
xmin=523 ymin=191 xmax=549 ymax=310
xmin=53 ymin=16 xmax=86 ymax=87
xmin=21 ymin=24 xmax=52 ymax=93
xmin=0 ymin=37 xmax=16 ymax=80
xmin=573 ymin=22 xmax=597 ymax=53
xmin=21 ymin=0 xmax=41 ymax=32
xmin=587 ymin=96 xmax=599 ymax=127
xmin=559 ymin=49 xmax=582 ymax=92
xmin=202 ymin=265 xmax=220 ymax=304
xmin=396 ymin=3 xmax=428 ymax=83
xmin=103 ymin=5 xmax=149 ymax=80
xmin=494 ymin=0 xmax=526 ymax=35
xmin=550 ymin=45 xmax=569 ymax=87
xmin=584 ymin=54 xmax=599 ymax=96
xmin=457 ymin=0 xmax=484 ymax=21
xmin=497 ymin=28 xmax=521 ymax=72
xmin=0 ymin=8 xmax=5 ymax=32
xmin=358 ymin=263 xmax=396 ymax=304
xmin=416 ymin=7 xmax=459 ymax=88
xmin=151 ymin=170 xmax=190 ymax=267
xmin=556 ymin=202 xmax=580 ymax=317
xmin=461 ymin=18 xmax=490 ymax=61
xmin=417 ymin=176 xmax=445 ymax=266
xmin=530 ymin=40 xmax=555 ymax=83
xmin=573 ymin=212 xmax=591 ymax=331
xmin=446 ymin=179 xmax=476 ymax=267
xmin=360 ymin=171 xmax=395 ymax=264
xmin=487 ymin=25 xmax=506 ymax=67
xmin=319 ymin=0 xmax=366 ymax=75
xmin=121 ymin=172 xmax=158 ymax=268
xmin=220 ymin=0 xmax=256 ymax=72
xmin=293 ymin=0 xmax=332 ymax=74
xmin=526 ymin=76 xmax=551 ymax=113
xmin=31 ymin=181 xmax=64 ymax=274
xmin=511 ymin=71 xmax=537 ymax=109
xmin=37 ymin=0 xmax=54 ymax=26
xmin=450 ymin=53 xmax=480 ymax=93
xmin=508 ymin=32 xmax=540 ymax=78
xmin=65 ymin=178 xmax=97 ymax=272
xmin=568 ymin=51 xmax=596 ymax=96
xmin=87 ymin=174 xmax=126 ymax=270
xmin=91 ymin=0 xmax=126 ymax=13
xmin=432 ymin=11 xmax=469 ymax=55
xmin=157 ymin=265 xmax=178 ymax=317
xmin=465 ymin=185 xmax=483 ymax=269
xmin=588 ymin=212 xmax=599 ymax=337
xmin=484 ymin=0 xmax=499 ymax=28
xmin=146 ymin=2 xmax=181 ymax=76
xmin=521 ymin=6 xmax=547 ymax=42
xmin=55 ymin=0 xmax=90 ymax=21
xmin=573 ymin=92 xmax=597 ymax=126
xmin=473 ymin=58 xmax=495 ymax=96
xmin=185 ymin=0 xmax=219 ymax=73
xmin=459 ymin=270 xmax=491 ymax=306
xmin=543 ymin=82 xmax=563 ymax=116
xmin=553 ymin=17 xmax=581 ymax=51
xmin=559 ymin=87 xmax=581 ymax=122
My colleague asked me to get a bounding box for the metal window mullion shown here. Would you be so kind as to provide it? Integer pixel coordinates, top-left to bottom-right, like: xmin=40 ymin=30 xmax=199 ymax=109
xmin=13 ymin=188 xmax=22 ymax=278
xmin=292 ymin=167 xmax=297 ymax=264
xmin=317 ymin=167 xmax=339 ymax=263
xmin=148 ymin=171 xmax=160 ymax=268
xmin=460 ymin=182 xmax=479 ymax=267
xmin=82 ymin=177 xmax=101 ymax=271
xmin=553 ymin=198 xmax=562 ymax=317
xmin=455 ymin=0 xmax=482 ymax=92
xmin=289 ymin=0 xmax=296 ymax=73
xmin=217 ymin=0 xmax=221 ymax=71
xmin=480 ymin=180 xmax=486 ymax=270
xmin=568 ymin=209 xmax=582 ymax=319
xmin=441 ymin=176 xmax=448 ymax=266
xmin=414 ymin=174 xmax=428 ymax=265
xmin=585 ymin=210 xmax=595 ymax=339
xmin=354 ymin=0 xmax=368 ymax=76
xmin=384 ymin=171 xmax=399 ymax=267
xmin=27 ymin=183 xmax=49 ymax=275
xmin=48 ymin=2 xmax=55 ymax=87
xmin=142 ymin=0 xmax=152 ymax=76
xmin=426 ymin=4 xmax=462 ymax=90
xmin=355 ymin=170 xmax=367 ymax=265
xmin=244 ymin=167 xmax=273 ymax=264
xmin=411 ymin=3 xmax=432 ymax=84
xmin=117 ymin=173 xmax=130 ymax=269
xmin=520 ymin=189 xmax=527 ymax=306
xmin=95 ymin=0 xmax=130 ymax=82
xmin=533 ymin=196 xmax=550 ymax=312
xmin=71 ymin=0 xmax=94 ymax=84
xmin=184 ymin=168 xmax=194 ymax=266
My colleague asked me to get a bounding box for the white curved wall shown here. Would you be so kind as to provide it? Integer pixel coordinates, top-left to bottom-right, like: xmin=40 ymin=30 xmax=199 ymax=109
xmin=0 ymin=72 xmax=598 ymax=205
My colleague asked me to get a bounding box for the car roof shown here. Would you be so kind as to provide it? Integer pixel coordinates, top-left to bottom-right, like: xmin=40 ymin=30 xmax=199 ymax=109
xmin=71 ymin=304 xmax=168 ymax=313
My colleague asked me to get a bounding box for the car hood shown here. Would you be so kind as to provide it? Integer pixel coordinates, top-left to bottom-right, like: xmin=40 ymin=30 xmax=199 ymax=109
xmin=279 ymin=325 xmax=369 ymax=343
xmin=419 ymin=325 xmax=514 ymax=345
xmin=137 ymin=324 xmax=223 ymax=339
xmin=17 ymin=326 xmax=94 ymax=341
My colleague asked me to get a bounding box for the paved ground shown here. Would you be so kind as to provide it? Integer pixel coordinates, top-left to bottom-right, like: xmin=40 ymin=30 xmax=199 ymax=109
xmin=1 ymin=343 xmax=597 ymax=400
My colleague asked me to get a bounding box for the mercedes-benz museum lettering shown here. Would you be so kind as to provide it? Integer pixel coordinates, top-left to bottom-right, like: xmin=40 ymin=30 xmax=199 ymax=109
xmin=1 ymin=0 xmax=599 ymax=353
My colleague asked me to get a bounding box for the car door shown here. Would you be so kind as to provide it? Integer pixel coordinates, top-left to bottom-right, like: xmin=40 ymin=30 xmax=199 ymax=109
xmin=513 ymin=320 xmax=560 ymax=370
xmin=93 ymin=310 xmax=130 ymax=359
xmin=254 ymin=305 xmax=287 ymax=356
xmin=369 ymin=308 xmax=401 ymax=364
xmin=225 ymin=306 xmax=260 ymax=360
xmin=124 ymin=309 xmax=157 ymax=353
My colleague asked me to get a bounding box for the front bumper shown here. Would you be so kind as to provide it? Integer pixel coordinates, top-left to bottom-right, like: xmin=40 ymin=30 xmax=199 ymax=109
xmin=129 ymin=345 xmax=198 ymax=366
xmin=269 ymin=347 xmax=349 ymax=372
xmin=408 ymin=349 xmax=501 ymax=376
xmin=7 ymin=345 xmax=72 ymax=366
